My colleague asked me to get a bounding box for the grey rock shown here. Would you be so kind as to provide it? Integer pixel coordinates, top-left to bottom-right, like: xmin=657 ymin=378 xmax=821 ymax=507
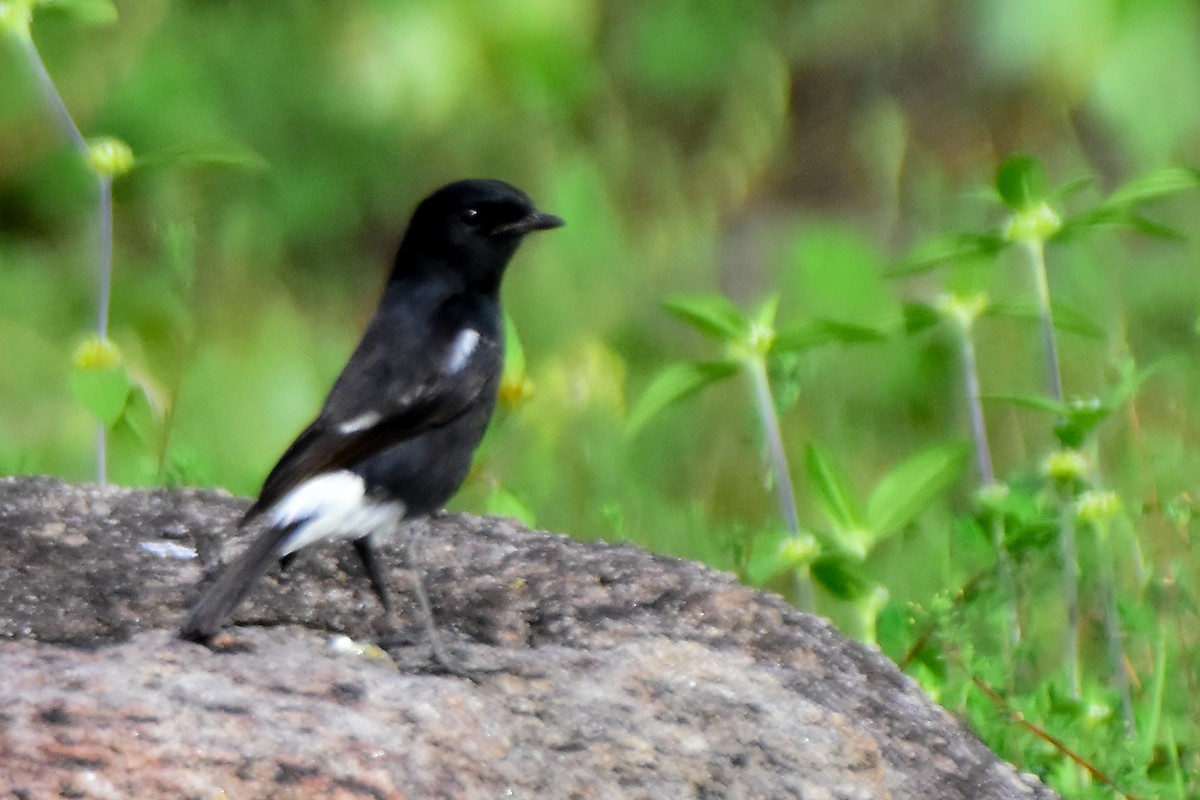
xmin=0 ymin=475 xmax=1055 ymax=799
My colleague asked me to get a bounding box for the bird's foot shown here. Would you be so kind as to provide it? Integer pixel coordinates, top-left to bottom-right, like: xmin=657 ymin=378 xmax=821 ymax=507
xmin=377 ymin=630 xmax=508 ymax=682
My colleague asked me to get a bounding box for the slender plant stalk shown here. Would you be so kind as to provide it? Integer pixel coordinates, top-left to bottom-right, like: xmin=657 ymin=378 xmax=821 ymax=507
xmin=1142 ymin=625 xmax=1166 ymax=748
xmin=18 ymin=29 xmax=114 ymax=484
xmin=18 ymin=35 xmax=88 ymax=150
xmin=1094 ymin=517 xmax=1135 ymax=733
xmin=745 ymin=355 xmax=813 ymax=610
xmin=959 ymin=329 xmax=994 ymax=485
xmin=1101 ymin=577 xmax=1134 ymax=732
xmin=958 ymin=327 xmax=1020 ymax=648
xmin=1022 ymin=237 xmax=1083 ymax=696
xmin=1058 ymin=496 xmax=1080 ymax=696
xmin=1022 ymin=238 xmax=1063 ymax=403
xmin=97 ymin=175 xmax=114 ymax=338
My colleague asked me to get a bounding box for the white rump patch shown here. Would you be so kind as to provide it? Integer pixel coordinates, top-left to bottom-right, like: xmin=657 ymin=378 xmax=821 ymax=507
xmin=338 ymin=410 xmax=383 ymax=434
xmin=445 ymin=328 xmax=481 ymax=374
xmin=267 ymin=470 xmax=405 ymax=555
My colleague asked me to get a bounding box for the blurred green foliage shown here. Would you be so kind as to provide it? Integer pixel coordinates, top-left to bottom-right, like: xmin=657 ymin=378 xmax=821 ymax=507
xmin=4 ymin=1 xmax=1200 ymax=795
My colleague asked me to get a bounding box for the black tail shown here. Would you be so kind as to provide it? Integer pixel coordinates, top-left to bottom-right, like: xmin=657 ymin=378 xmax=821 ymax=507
xmin=180 ymin=523 xmax=295 ymax=641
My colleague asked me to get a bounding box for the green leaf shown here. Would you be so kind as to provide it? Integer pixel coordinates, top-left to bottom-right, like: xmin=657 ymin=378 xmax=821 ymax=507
xmin=888 ymin=232 xmax=1007 ymax=276
xmin=901 ymin=302 xmax=942 ymax=335
xmin=117 ymin=381 xmax=159 ymax=446
xmin=772 ymin=319 xmax=887 ymax=354
xmin=1103 ymin=167 xmax=1200 ymax=209
xmin=1052 ymin=208 xmax=1117 ymax=241
xmin=1048 ymin=362 xmax=1159 ymax=447
xmin=1052 ymin=174 xmax=1095 ymax=203
xmin=1056 ymin=208 xmax=1186 ymax=242
xmin=743 ymin=528 xmax=788 ymax=585
xmin=498 ymin=312 xmax=538 ymax=407
xmin=69 ymin=363 xmax=131 ymax=427
xmin=771 ymin=322 xmax=826 ymax=353
xmin=811 ymin=555 xmax=873 ymax=601
xmin=804 ymin=442 xmax=864 ymax=532
xmin=815 ymin=319 xmax=890 ymax=343
xmin=752 ymin=294 xmax=779 ymax=331
xmin=1046 ymin=302 xmax=1106 ymax=338
xmin=135 ymin=142 xmax=269 ymax=172
xmin=996 ymin=154 xmax=1048 ymax=211
xmin=662 ymin=293 xmax=748 ymax=340
xmin=866 ymin=442 xmax=969 ymax=542
xmin=626 ymin=359 xmax=739 ymax=435
xmin=502 ymin=311 xmax=527 ymax=384
xmin=743 ymin=527 xmax=814 ymax=586
xmin=38 ymin=0 xmax=117 ymax=25
xmin=986 ymin=301 xmax=1106 ymax=339
xmin=983 ymin=393 xmax=1068 ymax=417
xmin=1121 ymin=213 xmax=1187 ymax=241
xmin=1107 ymin=356 xmax=1163 ymax=406
xmin=1053 ymin=399 xmax=1108 ymax=449
xmin=811 ymin=319 xmax=888 ymax=345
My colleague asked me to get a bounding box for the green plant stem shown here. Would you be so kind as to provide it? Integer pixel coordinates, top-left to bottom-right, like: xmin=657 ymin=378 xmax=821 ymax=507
xmin=957 ymin=326 xmax=1020 ymax=648
xmin=97 ymin=175 xmax=113 ymax=338
xmin=958 ymin=328 xmax=995 ymax=486
xmin=1059 ymin=496 xmax=1080 ymax=697
xmin=988 ymin=512 xmax=1020 ymax=652
xmin=1095 ymin=519 xmax=1135 ymax=734
xmin=19 ymin=30 xmax=112 ymax=484
xmin=745 ymin=355 xmax=813 ymax=610
xmin=1132 ymin=626 xmax=1173 ymax=782
xmin=1021 ymin=238 xmax=1063 ymax=403
xmin=1101 ymin=578 xmax=1134 ymax=733
xmin=1024 ymin=237 xmax=1083 ymax=696
xmin=18 ymin=34 xmax=88 ymax=150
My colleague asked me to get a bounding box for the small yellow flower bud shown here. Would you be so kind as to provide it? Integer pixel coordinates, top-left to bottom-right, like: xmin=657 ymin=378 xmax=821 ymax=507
xmin=73 ymin=334 xmax=121 ymax=371
xmin=0 ymin=1 xmax=33 ymax=39
xmin=86 ymin=137 xmax=135 ymax=178
xmin=1076 ymin=490 xmax=1121 ymax=524
xmin=778 ymin=534 xmax=818 ymax=566
xmin=1003 ymin=202 xmax=1062 ymax=243
xmin=1084 ymin=702 xmax=1112 ymax=727
xmin=747 ymin=321 xmax=775 ymax=356
xmin=1041 ymin=449 xmax=1088 ymax=484
xmin=498 ymin=375 xmax=535 ymax=408
xmin=935 ymin=292 xmax=989 ymax=331
xmin=975 ymin=481 xmax=1010 ymax=513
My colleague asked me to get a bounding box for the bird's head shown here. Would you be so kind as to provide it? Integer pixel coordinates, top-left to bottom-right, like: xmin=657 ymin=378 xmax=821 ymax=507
xmin=393 ymin=179 xmax=563 ymax=291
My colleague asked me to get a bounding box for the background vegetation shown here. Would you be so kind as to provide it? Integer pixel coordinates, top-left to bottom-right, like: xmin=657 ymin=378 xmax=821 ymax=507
xmin=2 ymin=1 xmax=1198 ymax=797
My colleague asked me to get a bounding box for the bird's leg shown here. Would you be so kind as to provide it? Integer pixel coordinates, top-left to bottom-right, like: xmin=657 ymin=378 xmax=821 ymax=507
xmin=351 ymin=535 xmax=393 ymax=614
xmin=398 ymin=522 xmax=469 ymax=676
xmin=371 ymin=522 xmax=501 ymax=679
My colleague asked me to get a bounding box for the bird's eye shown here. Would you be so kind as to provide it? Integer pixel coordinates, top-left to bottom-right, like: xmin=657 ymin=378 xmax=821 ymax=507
xmin=460 ymin=207 xmax=481 ymax=226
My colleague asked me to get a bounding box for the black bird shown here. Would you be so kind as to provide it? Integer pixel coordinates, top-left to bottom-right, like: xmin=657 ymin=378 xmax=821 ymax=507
xmin=181 ymin=179 xmax=562 ymax=652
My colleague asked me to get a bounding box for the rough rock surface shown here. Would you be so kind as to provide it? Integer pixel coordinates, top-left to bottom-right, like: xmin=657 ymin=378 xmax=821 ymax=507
xmin=0 ymin=475 xmax=1056 ymax=799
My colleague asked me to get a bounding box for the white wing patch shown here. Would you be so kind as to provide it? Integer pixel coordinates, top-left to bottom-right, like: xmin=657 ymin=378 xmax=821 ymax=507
xmin=338 ymin=410 xmax=383 ymax=434
xmin=445 ymin=328 xmax=481 ymax=374
xmin=267 ymin=470 xmax=405 ymax=555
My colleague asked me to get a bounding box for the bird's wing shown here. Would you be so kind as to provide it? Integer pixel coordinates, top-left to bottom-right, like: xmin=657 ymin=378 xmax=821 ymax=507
xmin=244 ymin=306 xmax=500 ymax=522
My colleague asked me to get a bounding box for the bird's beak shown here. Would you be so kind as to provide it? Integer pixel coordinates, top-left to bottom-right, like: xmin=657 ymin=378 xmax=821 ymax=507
xmin=493 ymin=211 xmax=565 ymax=237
